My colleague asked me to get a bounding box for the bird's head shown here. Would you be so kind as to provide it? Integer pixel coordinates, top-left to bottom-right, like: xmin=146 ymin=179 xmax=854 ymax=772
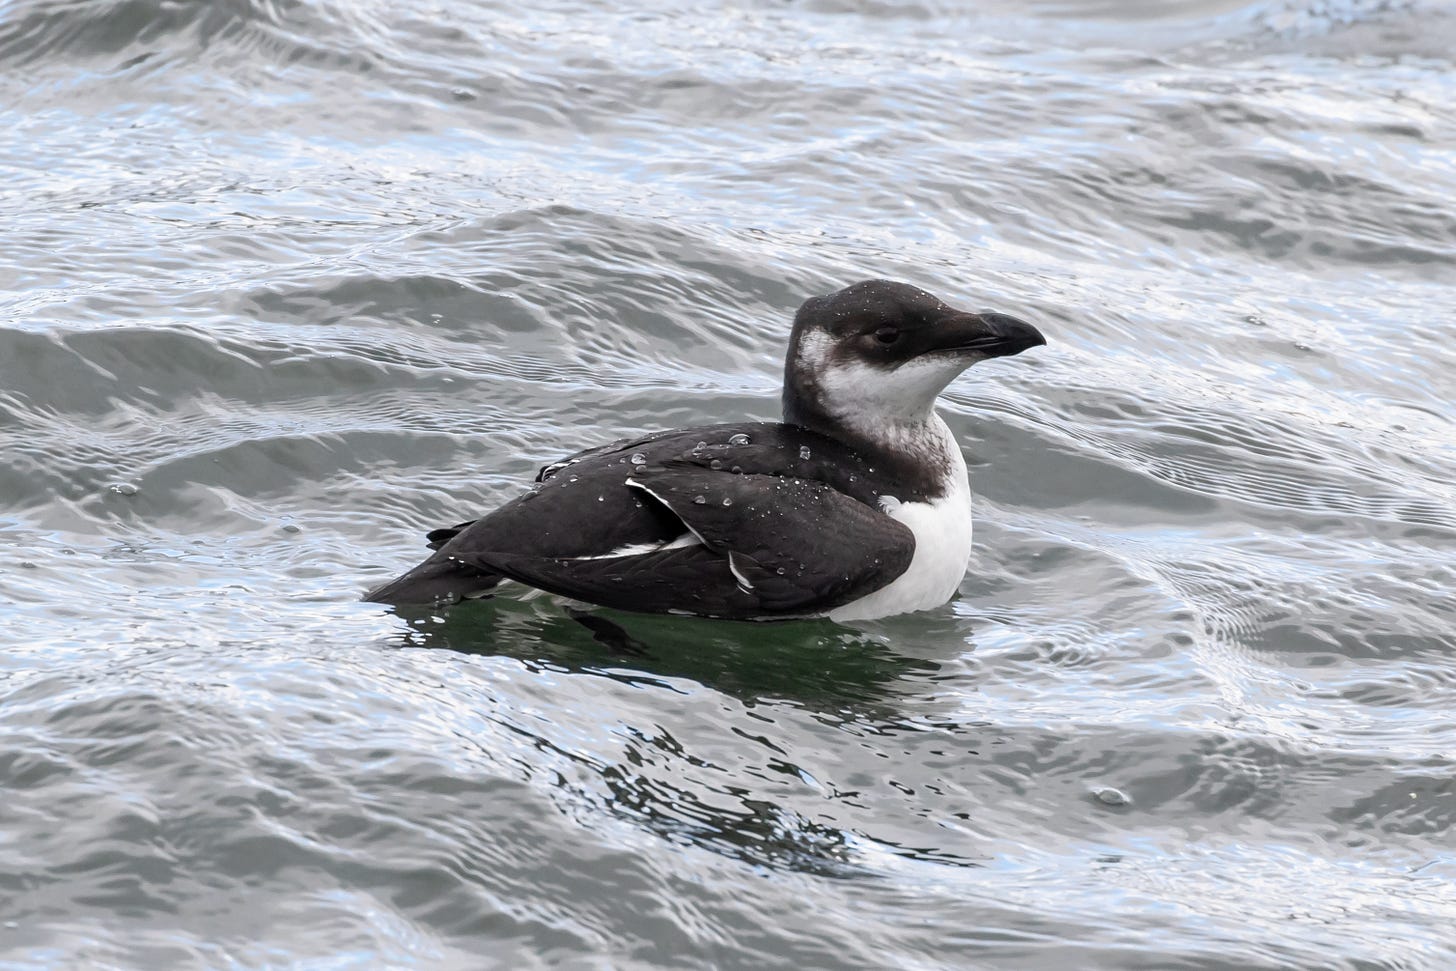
xmin=782 ymin=279 xmax=1045 ymax=437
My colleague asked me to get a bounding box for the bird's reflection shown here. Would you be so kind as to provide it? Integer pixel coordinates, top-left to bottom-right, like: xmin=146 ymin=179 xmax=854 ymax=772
xmin=385 ymin=597 xmax=935 ymax=713
xmin=379 ymin=599 xmax=985 ymax=876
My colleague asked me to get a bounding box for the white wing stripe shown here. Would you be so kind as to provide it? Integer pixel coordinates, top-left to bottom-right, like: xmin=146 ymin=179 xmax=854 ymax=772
xmin=568 ymin=530 xmax=702 ymax=561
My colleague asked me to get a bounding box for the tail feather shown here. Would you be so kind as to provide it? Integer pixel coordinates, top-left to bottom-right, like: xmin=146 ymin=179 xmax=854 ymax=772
xmin=362 ymin=553 xmax=502 ymax=606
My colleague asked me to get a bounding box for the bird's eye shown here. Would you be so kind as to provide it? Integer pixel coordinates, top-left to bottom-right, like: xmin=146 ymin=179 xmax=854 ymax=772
xmin=874 ymin=327 xmax=900 ymax=345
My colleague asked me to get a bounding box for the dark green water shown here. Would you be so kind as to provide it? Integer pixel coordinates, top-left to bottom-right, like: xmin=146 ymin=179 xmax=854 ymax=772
xmin=3 ymin=0 xmax=1455 ymax=967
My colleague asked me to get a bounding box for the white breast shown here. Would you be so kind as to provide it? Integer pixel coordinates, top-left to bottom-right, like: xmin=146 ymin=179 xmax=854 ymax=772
xmin=827 ymin=417 xmax=973 ymax=622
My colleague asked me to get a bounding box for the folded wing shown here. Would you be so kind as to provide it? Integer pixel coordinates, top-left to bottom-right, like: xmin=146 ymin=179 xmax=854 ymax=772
xmin=363 ymin=424 xmax=914 ymax=616
xmin=460 ymin=463 xmax=913 ymax=618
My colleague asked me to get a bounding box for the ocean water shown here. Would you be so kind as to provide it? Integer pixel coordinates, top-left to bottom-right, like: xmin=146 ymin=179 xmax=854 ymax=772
xmin=3 ymin=0 xmax=1455 ymax=967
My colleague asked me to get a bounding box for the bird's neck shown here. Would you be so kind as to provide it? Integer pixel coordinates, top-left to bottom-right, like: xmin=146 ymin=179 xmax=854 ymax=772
xmin=782 ymin=334 xmax=966 ymax=497
xmin=783 ymin=380 xmax=961 ymax=498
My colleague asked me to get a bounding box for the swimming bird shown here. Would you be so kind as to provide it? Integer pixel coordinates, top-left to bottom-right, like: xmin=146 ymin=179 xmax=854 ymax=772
xmin=363 ymin=279 xmax=1045 ymax=621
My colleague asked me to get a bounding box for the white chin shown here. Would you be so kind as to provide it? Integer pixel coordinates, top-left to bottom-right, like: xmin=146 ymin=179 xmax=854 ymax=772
xmin=818 ymin=355 xmax=975 ymax=426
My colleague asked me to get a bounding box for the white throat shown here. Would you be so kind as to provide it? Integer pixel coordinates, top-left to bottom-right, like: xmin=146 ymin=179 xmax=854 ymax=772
xmin=796 ymin=332 xmax=970 ymax=446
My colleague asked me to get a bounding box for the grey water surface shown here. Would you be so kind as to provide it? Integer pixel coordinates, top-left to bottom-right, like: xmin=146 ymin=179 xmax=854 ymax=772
xmin=3 ymin=0 xmax=1455 ymax=968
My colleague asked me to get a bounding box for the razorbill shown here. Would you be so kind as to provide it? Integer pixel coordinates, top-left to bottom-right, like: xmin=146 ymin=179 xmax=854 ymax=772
xmin=363 ymin=279 xmax=1045 ymax=620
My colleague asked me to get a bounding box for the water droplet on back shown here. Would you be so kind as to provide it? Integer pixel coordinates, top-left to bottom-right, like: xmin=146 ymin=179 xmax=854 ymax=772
xmin=721 ymin=497 xmax=733 ymax=506
xmin=630 ymin=452 xmax=647 ymax=465
xmin=709 ymin=458 xmax=723 ymax=470
xmin=727 ymin=433 xmax=750 ymax=446
xmin=799 ymin=446 xmax=812 ymax=460
xmin=693 ymin=495 xmax=707 ymax=504
xmin=109 ymin=482 xmax=139 ymax=496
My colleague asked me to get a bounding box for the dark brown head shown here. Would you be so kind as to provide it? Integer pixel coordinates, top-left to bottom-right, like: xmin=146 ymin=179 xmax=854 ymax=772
xmin=782 ymin=279 xmax=1045 ymax=434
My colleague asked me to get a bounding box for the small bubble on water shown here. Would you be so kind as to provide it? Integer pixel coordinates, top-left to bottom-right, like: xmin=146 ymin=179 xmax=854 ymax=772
xmin=693 ymin=495 xmax=707 ymax=504
xmin=19 ymin=561 xmax=36 ymax=569
xmin=693 ymin=441 xmax=707 ymax=452
xmin=1294 ymin=341 xmax=1313 ymax=352
xmin=1093 ymin=786 xmax=1131 ymax=807
xmin=1244 ymin=312 xmax=1267 ymax=326
xmin=799 ymin=446 xmax=812 ymax=460
xmin=727 ymin=433 xmax=750 ymax=446
xmin=281 ymin=523 xmax=301 ymax=534
xmin=109 ymin=482 xmax=139 ymax=496
xmin=630 ymin=452 xmax=647 ymax=465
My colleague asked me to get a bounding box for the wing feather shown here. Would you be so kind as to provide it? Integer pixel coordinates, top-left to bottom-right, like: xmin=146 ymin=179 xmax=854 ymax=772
xmin=452 ymin=467 xmax=913 ymax=618
xmin=367 ymin=423 xmax=915 ymax=614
